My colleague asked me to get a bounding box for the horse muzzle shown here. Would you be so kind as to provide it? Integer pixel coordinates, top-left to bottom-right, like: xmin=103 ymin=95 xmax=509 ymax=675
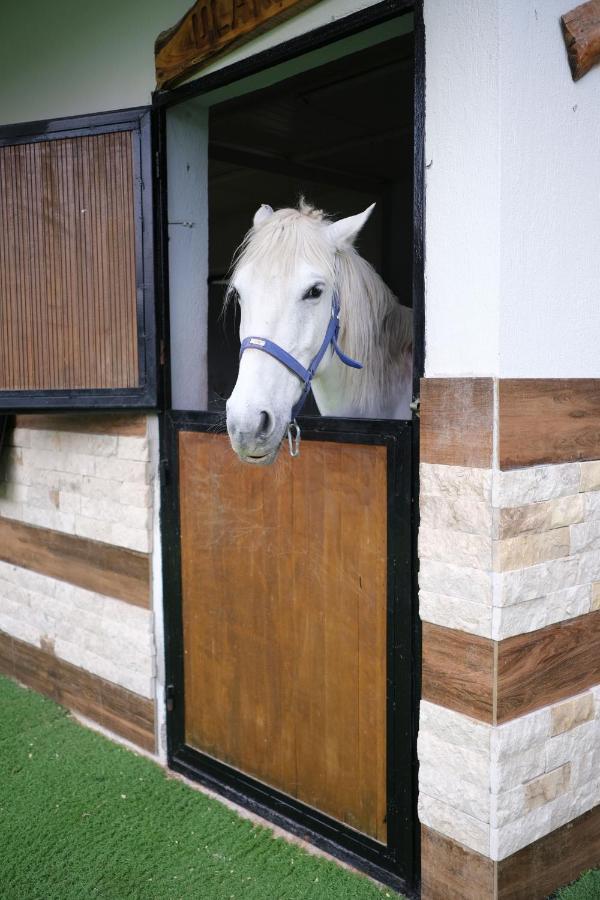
xmin=226 ymin=403 xmax=285 ymax=465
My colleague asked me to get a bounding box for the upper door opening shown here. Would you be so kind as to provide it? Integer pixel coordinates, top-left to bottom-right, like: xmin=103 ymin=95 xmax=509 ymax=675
xmin=163 ymin=13 xmax=415 ymax=423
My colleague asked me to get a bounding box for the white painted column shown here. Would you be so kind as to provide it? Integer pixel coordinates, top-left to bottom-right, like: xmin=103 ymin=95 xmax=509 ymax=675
xmin=166 ymin=102 xmax=209 ymax=410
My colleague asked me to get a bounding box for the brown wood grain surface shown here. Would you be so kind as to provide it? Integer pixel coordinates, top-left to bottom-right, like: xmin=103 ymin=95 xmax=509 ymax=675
xmin=178 ymin=431 xmax=388 ymax=842
xmin=497 ymin=804 xmax=600 ymax=899
xmin=422 ymin=621 xmax=495 ymax=723
xmin=497 ymin=610 xmax=600 ymax=723
xmin=0 ymin=132 xmax=139 ymax=392
xmin=422 ymin=804 xmax=600 ymax=900
xmin=421 ymin=826 xmax=495 ymax=900
xmin=155 ymin=0 xmax=321 ymax=89
xmin=15 ymin=413 xmax=147 ymax=436
xmin=0 ymin=518 xmax=150 ymax=608
xmin=0 ymin=630 xmax=155 ymax=751
xmin=420 ymin=378 xmax=494 ymax=468
xmin=499 ymin=379 xmax=600 ymax=469
xmin=561 ymin=0 xmax=600 ymax=81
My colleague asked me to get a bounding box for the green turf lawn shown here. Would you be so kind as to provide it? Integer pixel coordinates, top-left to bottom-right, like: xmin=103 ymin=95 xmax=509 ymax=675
xmin=1 ymin=674 xmax=598 ymax=900
xmin=0 ymin=675 xmax=398 ymax=899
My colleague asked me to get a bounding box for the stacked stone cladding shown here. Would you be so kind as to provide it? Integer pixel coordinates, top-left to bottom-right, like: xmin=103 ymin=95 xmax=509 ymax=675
xmin=419 ymin=460 xmax=600 ymax=639
xmin=0 ymin=419 xmax=156 ymax=703
xmin=418 ymin=458 xmax=600 ymax=861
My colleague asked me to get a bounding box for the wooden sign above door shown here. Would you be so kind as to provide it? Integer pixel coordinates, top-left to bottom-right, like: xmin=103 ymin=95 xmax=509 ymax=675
xmin=155 ymin=0 xmax=321 ymax=90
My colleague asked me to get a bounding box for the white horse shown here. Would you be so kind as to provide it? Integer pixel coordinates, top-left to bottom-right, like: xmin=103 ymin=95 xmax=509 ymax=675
xmin=226 ymin=200 xmax=413 ymax=464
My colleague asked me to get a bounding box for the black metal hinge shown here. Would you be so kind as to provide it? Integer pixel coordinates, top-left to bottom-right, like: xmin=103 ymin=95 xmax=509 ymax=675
xmin=166 ymin=684 xmax=175 ymax=713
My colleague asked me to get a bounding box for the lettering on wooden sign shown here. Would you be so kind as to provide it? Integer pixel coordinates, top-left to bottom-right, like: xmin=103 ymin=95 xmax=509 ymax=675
xmin=155 ymin=0 xmax=322 ymax=90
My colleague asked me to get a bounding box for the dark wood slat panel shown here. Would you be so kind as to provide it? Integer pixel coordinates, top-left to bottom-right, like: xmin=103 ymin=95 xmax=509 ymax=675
xmin=422 ymin=622 xmax=495 ymax=723
xmin=0 ymin=132 xmax=139 ymax=391
xmin=179 ymin=431 xmax=388 ymax=842
xmin=14 ymin=413 xmax=147 ymax=436
xmin=421 ymin=826 xmax=495 ymax=900
xmin=497 ymin=804 xmax=600 ymax=899
xmin=0 ymin=518 xmax=150 ymax=608
xmin=497 ymin=610 xmax=600 ymax=723
xmin=420 ymin=378 xmax=494 ymax=468
xmin=0 ymin=630 xmax=155 ymax=751
xmin=499 ymin=379 xmax=600 ymax=469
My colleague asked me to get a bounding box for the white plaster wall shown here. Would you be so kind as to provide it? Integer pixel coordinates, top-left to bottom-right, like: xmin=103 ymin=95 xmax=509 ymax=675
xmin=423 ymin=0 xmax=501 ymax=377
xmin=0 ymin=0 xmax=190 ymax=124
xmin=167 ymin=103 xmax=209 ymax=411
xmin=424 ymin=0 xmax=600 ymax=378
xmin=0 ymin=0 xmax=382 ymax=125
xmin=498 ymin=1 xmax=600 ymax=377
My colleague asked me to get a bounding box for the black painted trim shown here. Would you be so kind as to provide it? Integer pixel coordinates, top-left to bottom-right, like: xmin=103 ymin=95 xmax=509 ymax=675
xmin=160 ymin=412 xmax=416 ymax=892
xmin=0 ymin=107 xmax=158 ymax=411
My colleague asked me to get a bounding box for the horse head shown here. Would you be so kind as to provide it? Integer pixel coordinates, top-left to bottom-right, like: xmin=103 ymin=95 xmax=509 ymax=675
xmin=225 ymin=201 xmax=374 ymax=465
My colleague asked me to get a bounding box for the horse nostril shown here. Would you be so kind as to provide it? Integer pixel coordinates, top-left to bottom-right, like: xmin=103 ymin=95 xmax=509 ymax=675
xmin=258 ymin=410 xmax=273 ymax=438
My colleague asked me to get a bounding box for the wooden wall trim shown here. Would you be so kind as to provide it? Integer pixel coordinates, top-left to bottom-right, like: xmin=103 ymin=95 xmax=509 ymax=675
xmin=0 ymin=518 xmax=150 ymax=609
xmin=420 ymin=378 xmax=494 ymax=468
xmin=499 ymin=379 xmax=600 ymax=469
xmin=14 ymin=413 xmax=147 ymax=437
xmin=422 ymin=807 xmax=600 ymax=900
xmin=155 ymin=0 xmax=322 ymax=89
xmin=497 ymin=609 xmax=600 ymax=723
xmin=0 ymin=631 xmax=155 ymax=752
xmin=423 ymin=611 xmax=600 ymax=724
xmin=421 ymin=826 xmax=495 ymax=900
xmin=422 ymin=622 xmax=495 ymax=723
xmin=497 ymin=803 xmax=600 ymax=899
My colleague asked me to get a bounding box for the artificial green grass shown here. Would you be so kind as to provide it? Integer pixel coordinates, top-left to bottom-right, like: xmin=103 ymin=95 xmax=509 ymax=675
xmin=0 ymin=675 xmax=398 ymax=899
xmin=555 ymin=870 xmax=600 ymax=899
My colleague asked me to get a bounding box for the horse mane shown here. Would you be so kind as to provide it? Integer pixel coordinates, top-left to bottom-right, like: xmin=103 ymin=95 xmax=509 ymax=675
xmin=228 ymin=200 xmax=412 ymax=416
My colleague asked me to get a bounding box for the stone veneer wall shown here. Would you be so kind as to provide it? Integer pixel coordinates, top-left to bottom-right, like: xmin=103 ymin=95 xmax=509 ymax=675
xmin=418 ymin=457 xmax=600 ymax=880
xmin=0 ymin=415 xmax=158 ymax=752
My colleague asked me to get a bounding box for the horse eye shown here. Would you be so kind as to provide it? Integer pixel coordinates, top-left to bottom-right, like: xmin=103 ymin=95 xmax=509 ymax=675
xmin=303 ymin=284 xmax=323 ymax=300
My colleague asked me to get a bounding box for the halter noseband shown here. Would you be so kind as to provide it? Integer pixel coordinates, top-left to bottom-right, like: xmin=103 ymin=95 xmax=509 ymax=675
xmin=239 ymin=291 xmax=362 ymax=453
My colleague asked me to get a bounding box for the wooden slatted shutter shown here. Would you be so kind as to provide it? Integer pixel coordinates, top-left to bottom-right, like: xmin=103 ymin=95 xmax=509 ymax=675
xmin=0 ymin=109 xmax=156 ymax=409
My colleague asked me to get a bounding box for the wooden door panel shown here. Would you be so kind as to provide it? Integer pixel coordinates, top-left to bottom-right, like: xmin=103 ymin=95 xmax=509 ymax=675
xmin=178 ymin=431 xmax=388 ymax=842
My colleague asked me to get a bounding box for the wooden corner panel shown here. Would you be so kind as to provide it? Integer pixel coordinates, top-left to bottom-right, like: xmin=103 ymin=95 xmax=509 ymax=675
xmin=423 ymin=611 xmax=600 ymax=725
xmin=499 ymin=379 xmax=600 ymax=469
xmin=421 ymin=826 xmax=495 ymax=900
xmin=0 ymin=630 xmax=155 ymax=752
xmin=421 ymin=622 xmax=495 ymax=723
xmin=420 ymin=378 xmax=494 ymax=468
xmin=497 ymin=609 xmax=600 ymax=723
xmin=422 ymin=806 xmax=600 ymax=900
xmin=0 ymin=518 xmax=150 ymax=609
xmin=497 ymin=803 xmax=600 ymax=899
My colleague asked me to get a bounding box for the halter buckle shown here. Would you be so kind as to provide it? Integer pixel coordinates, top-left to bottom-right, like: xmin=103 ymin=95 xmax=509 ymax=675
xmin=287 ymin=419 xmax=301 ymax=458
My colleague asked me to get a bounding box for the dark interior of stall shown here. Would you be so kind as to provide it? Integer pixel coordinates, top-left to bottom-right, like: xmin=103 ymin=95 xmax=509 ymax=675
xmin=207 ymin=31 xmax=414 ymax=412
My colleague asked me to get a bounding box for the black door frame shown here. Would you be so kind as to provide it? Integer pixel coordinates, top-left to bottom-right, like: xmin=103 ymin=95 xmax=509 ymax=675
xmin=154 ymin=1 xmax=424 ymax=893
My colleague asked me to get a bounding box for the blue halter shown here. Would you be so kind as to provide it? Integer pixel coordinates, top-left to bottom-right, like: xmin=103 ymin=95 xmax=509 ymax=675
xmin=239 ymin=291 xmax=362 ymax=421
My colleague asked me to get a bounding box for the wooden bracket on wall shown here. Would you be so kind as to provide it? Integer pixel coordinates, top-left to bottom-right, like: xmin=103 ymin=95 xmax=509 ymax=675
xmin=155 ymin=0 xmax=321 ymax=91
xmin=561 ymin=0 xmax=600 ymax=80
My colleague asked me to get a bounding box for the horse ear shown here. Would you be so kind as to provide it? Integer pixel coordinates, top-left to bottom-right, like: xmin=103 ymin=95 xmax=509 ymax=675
xmin=253 ymin=204 xmax=274 ymax=228
xmin=327 ymin=203 xmax=375 ymax=249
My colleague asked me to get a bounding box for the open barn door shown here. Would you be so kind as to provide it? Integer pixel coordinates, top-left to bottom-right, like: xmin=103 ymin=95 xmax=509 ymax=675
xmin=161 ymin=412 xmax=416 ymax=888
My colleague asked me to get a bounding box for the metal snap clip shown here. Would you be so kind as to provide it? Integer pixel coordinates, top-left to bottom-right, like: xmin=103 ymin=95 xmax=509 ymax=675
xmin=287 ymin=419 xmax=301 ymax=458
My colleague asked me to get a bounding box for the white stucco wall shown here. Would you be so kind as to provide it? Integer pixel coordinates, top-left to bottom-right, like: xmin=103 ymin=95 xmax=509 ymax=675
xmin=0 ymin=0 xmax=382 ymax=125
xmin=425 ymin=0 xmax=600 ymax=378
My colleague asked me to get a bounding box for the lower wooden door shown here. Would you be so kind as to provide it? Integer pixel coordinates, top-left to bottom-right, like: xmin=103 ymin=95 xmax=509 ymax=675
xmin=162 ymin=412 xmax=416 ymax=889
